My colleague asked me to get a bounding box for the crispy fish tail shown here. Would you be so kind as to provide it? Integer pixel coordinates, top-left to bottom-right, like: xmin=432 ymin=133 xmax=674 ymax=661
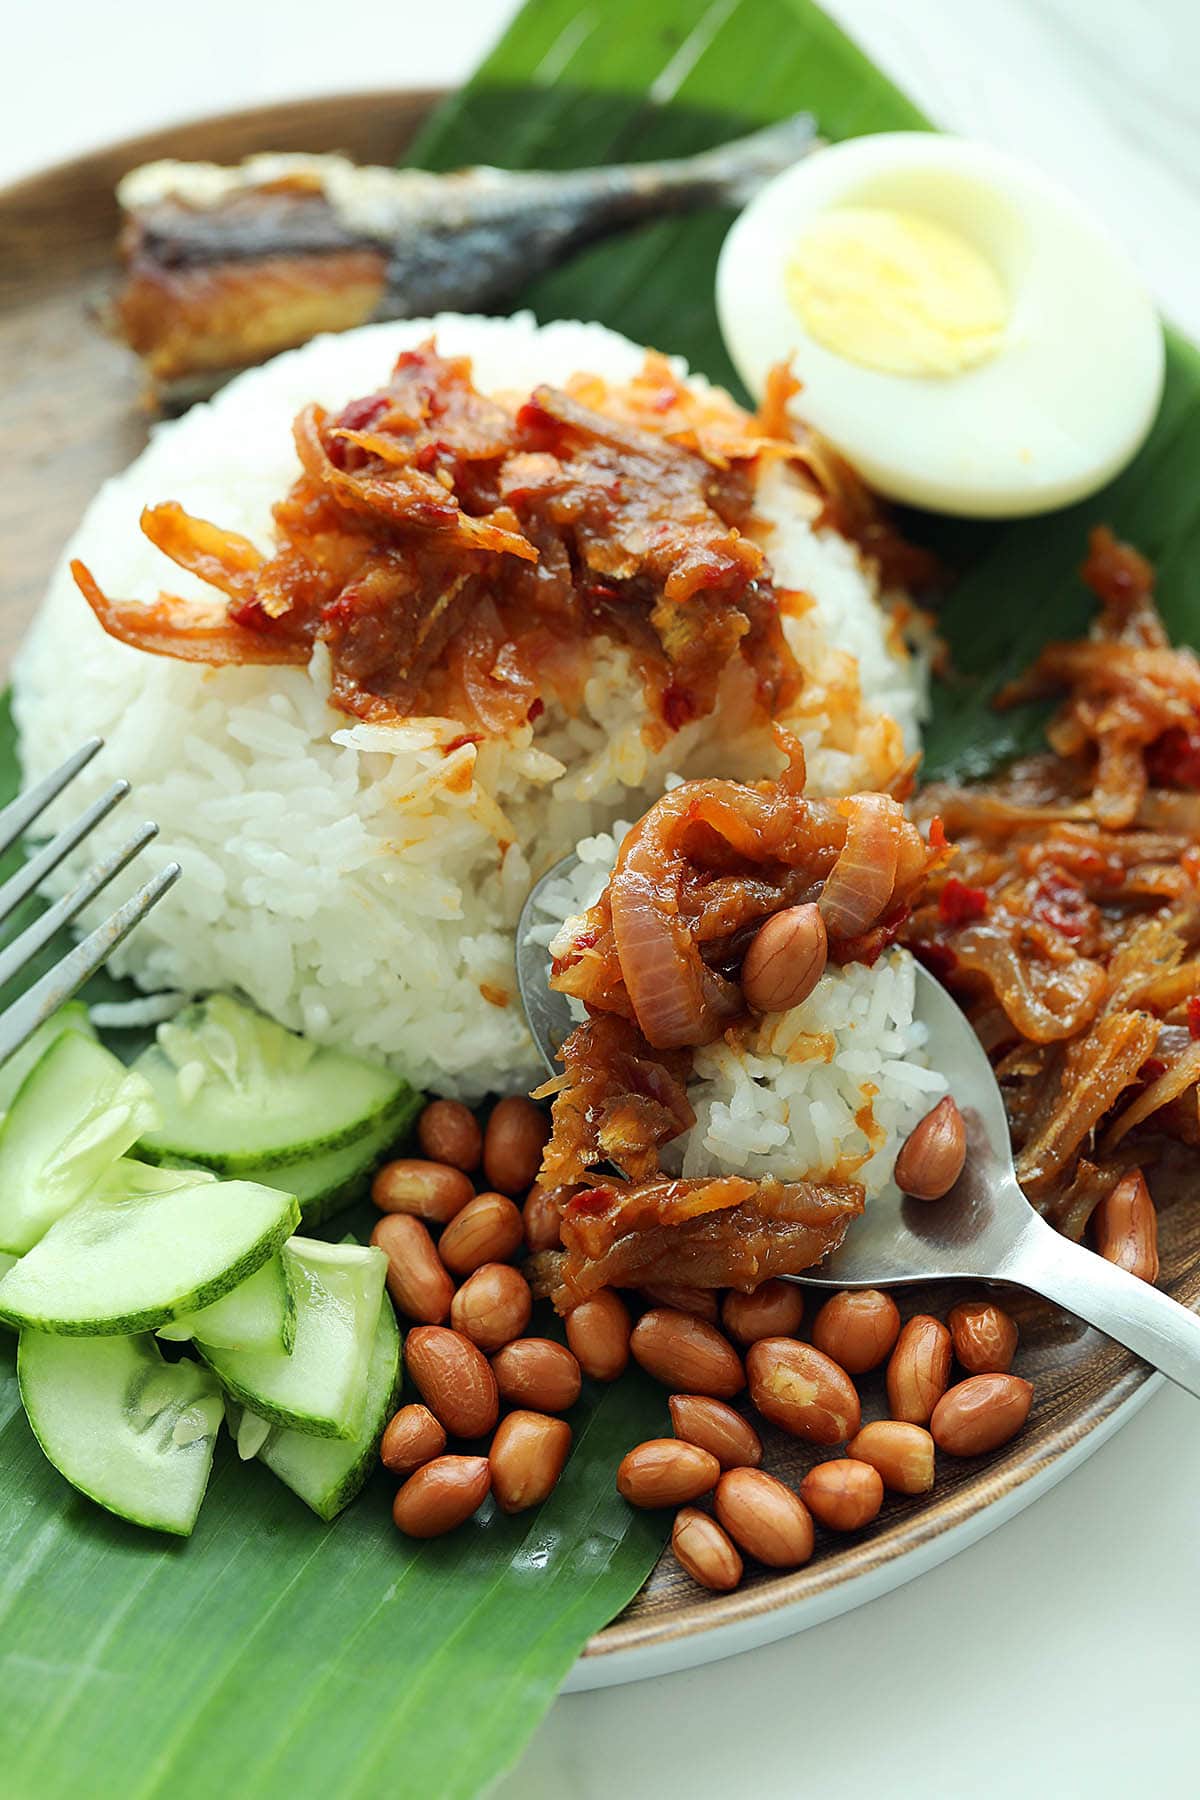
xmin=113 ymin=115 xmax=818 ymax=403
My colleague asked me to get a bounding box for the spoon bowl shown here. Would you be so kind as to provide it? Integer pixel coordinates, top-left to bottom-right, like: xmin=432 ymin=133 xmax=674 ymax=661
xmin=517 ymin=854 xmax=1200 ymax=1397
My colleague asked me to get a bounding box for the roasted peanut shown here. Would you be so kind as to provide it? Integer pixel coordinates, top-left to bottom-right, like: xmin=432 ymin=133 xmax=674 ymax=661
xmin=721 ymin=1280 xmax=805 ymax=1346
xmin=489 ymin=1410 xmax=572 ymax=1514
xmin=491 ymin=1338 xmax=582 ymax=1413
xmin=847 ymin=1421 xmax=935 ymax=1494
xmin=417 ymin=1098 xmax=482 ymax=1172
xmin=617 ymin=1439 xmax=721 ymax=1508
xmin=630 ymin=1309 xmax=745 ymax=1399
xmin=483 ymin=1096 xmax=550 ymax=1196
xmin=948 ymin=1300 xmax=1019 ymax=1375
xmin=714 ymin=1468 xmax=814 ymax=1568
xmin=1093 ymin=1168 xmax=1159 ymax=1284
xmin=886 ymin=1314 xmax=952 ymax=1424
xmin=894 ymin=1097 xmax=967 ymax=1200
xmin=438 ymin=1191 xmax=525 ymax=1276
xmin=671 ymin=1507 xmax=743 ymax=1592
xmin=811 ymin=1289 xmax=901 ymax=1374
xmin=742 ymin=903 xmax=828 ymax=1016
xmin=522 ymin=1183 xmax=562 ymax=1253
xmin=405 ymin=1325 xmax=500 ymax=1439
xmin=930 ymin=1374 xmax=1033 ymax=1457
xmin=746 ymin=1338 xmax=861 ymax=1444
xmin=566 ymin=1289 xmax=631 ymax=1381
xmin=392 ymin=1455 xmax=491 ymax=1537
xmin=640 ymin=1283 xmax=720 ymax=1322
xmin=370 ymin=1214 xmax=455 ymax=1324
xmin=372 ymin=1157 xmax=474 ymax=1225
xmin=380 ymin=1403 xmax=446 ymax=1476
xmin=450 ymin=1262 xmax=532 ymax=1352
xmin=799 ymin=1458 xmax=884 ymax=1531
xmin=668 ymin=1394 xmax=762 ymax=1470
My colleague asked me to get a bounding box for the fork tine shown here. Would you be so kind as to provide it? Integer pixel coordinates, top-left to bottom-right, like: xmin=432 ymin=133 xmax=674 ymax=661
xmin=0 ymin=738 xmax=103 ymax=861
xmin=0 ymin=862 xmax=181 ymax=1065
xmin=0 ymin=779 xmax=130 ymax=930
xmin=0 ymin=822 xmax=160 ymax=994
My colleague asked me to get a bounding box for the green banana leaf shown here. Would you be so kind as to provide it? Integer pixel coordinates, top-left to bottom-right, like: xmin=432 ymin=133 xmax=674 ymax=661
xmin=5 ymin=0 xmax=1200 ymax=1796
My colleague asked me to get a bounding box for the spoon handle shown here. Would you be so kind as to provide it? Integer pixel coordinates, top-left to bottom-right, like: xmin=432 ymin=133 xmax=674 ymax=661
xmin=1004 ymin=1209 xmax=1200 ymax=1401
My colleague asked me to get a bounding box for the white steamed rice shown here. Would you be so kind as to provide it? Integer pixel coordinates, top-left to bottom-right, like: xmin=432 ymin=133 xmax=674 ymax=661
xmin=15 ymin=312 xmax=928 ymax=1101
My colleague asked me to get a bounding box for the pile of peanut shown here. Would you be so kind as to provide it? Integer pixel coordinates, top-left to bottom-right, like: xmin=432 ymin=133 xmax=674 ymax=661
xmin=372 ymin=1095 xmax=1038 ymax=1572
xmin=616 ymin=1285 xmax=1029 ymax=1592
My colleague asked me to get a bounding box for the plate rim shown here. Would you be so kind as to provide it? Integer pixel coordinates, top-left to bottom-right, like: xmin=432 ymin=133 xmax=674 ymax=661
xmin=0 ymin=86 xmax=1178 ymax=1684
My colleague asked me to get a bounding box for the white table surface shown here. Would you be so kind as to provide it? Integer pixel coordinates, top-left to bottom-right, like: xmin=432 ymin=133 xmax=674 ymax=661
xmin=7 ymin=2 xmax=1200 ymax=1795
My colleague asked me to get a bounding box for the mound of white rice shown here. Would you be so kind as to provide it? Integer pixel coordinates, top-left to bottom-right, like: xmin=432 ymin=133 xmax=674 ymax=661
xmin=534 ymin=831 xmax=945 ymax=1198
xmin=15 ymin=313 xmax=928 ymax=1100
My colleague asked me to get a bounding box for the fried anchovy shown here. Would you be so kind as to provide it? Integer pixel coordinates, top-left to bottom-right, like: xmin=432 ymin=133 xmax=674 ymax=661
xmin=112 ymin=115 xmax=818 ymax=404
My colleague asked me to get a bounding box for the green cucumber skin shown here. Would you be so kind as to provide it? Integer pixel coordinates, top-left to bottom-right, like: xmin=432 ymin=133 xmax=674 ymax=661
xmin=18 ymin=1331 xmax=222 ymax=1537
xmin=254 ymin=1091 xmax=423 ymax=1227
xmin=197 ymin=1242 xmax=385 ymax=1440
xmin=148 ymin=1091 xmax=423 ymax=1225
xmin=133 ymin=996 xmax=414 ymax=1172
xmin=193 ymin=1351 xmax=350 ymax=1441
xmin=137 ymin=1083 xmax=412 ymax=1177
xmin=258 ymin=1303 xmax=401 ymax=1520
xmin=0 ymin=1195 xmax=300 ymax=1338
xmin=158 ymin=1252 xmax=297 ymax=1355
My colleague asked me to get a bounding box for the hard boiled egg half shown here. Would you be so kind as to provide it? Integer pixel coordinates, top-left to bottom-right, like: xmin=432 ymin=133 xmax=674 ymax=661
xmin=716 ymin=132 xmax=1164 ymax=518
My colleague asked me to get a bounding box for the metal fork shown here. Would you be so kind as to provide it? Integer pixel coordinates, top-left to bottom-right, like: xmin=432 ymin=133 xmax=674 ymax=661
xmin=0 ymin=738 xmax=180 ymax=1062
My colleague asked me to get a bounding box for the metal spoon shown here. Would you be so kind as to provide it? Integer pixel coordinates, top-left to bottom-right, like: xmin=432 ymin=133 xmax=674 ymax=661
xmin=517 ymin=862 xmax=1200 ymax=1398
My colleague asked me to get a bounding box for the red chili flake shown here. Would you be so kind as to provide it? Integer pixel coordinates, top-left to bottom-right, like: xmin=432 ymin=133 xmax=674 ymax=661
xmin=662 ymin=683 xmax=697 ymax=731
xmin=320 ymin=591 xmax=361 ymax=629
xmin=527 ymin=698 xmax=545 ymax=723
xmin=566 ymin=1188 xmax=613 ymax=1219
xmin=573 ymin=928 xmax=598 ymax=950
xmin=1187 ymin=996 xmax=1200 ymax=1041
xmin=327 ymin=393 xmax=390 ymax=468
xmin=938 ymin=877 xmax=988 ymax=926
xmin=1147 ymin=725 xmax=1200 ymax=791
xmin=1139 ymin=1057 xmax=1167 ymax=1082
xmin=444 ymin=732 xmax=483 ymax=755
xmin=228 ymin=597 xmax=273 ymax=632
xmin=515 ymin=397 xmax=557 ymax=434
xmin=1029 ymin=868 xmax=1092 ymax=940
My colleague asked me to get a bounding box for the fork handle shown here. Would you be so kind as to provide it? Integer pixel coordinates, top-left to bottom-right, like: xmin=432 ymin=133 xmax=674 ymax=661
xmin=1004 ymin=1208 xmax=1200 ymax=1402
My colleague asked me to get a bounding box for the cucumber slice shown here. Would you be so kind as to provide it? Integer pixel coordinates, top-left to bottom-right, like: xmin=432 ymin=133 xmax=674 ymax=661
xmin=245 ymin=1092 xmax=421 ymax=1227
xmin=0 ymin=1033 xmax=161 ymax=1255
xmin=255 ymin=1296 xmax=400 ymax=1520
xmin=198 ymin=1238 xmax=386 ymax=1439
xmin=157 ymin=1251 xmax=297 ymax=1354
xmin=0 ymin=1250 xmax=15 ymax=1326
xmin=0 ymin=1179 xmax=300 ymax=1336
xmin=0 ymin=1002 xmax=96 ymax=1112
xmin=134 ymin=995 xmax=410 ymax=1173
xmin=18 ymin=1330 xmax=223 ymax=1536
xmin=90 ymin=1157 xmax=218 ymax=1202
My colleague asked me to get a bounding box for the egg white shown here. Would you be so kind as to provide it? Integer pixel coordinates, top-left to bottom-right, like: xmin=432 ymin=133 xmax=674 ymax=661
xmin=717 ymin=133 xmax=1165 ymax=519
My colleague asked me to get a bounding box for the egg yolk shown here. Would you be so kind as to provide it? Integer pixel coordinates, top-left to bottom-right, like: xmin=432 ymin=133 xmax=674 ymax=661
xmin=784 ymin=206 xmax=1009 ymax=378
